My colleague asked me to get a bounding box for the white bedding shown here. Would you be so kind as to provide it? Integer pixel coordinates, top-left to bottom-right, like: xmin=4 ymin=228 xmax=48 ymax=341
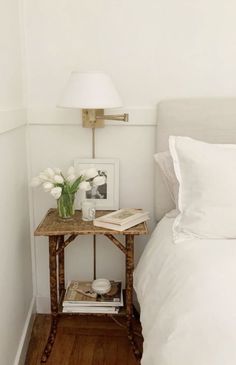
xmin=134 ymin=212 xmax=236 ymax=365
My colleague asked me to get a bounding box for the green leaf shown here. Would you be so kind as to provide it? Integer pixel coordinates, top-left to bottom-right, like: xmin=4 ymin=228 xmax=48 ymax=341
xmin=71 ymin=176 xmax=83 ymax=193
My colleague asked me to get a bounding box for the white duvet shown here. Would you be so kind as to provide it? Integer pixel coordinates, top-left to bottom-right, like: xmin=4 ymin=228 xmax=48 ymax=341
xmin=134 ymin=212 xmax=236 ymax=365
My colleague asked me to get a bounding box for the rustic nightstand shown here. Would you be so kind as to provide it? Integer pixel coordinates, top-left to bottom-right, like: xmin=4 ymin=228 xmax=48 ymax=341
xmin=34 ymin=209 xmax=148 ymax=363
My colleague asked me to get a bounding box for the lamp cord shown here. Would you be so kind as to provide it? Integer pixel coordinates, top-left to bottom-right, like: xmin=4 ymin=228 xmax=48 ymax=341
xmin=92 ymin=127 xmax=95 ymax=159
xmin=92 ymin=127 xmax=96 ymax=280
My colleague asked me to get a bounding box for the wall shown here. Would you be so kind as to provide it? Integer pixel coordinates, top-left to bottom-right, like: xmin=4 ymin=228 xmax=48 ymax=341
xmin=0 ymin=0 xmax=34 ymax=364
xmin=24 ymin=0 xmax=236 ymax=311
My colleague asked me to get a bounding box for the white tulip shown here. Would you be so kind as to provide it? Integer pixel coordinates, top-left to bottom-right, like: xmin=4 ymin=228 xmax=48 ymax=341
xmin=79 ymin=169 xmax=86 ymax=177
xmin=67 ymin=174 xmax=76 ymax=182
xmin=39 ymin=172 xmax=51 ymax=182
xmin=44 ymin=168 xmax=55 ymax=178
xmin=54 ymin=175 xmax=64 ymax=184
xmin=67 ymin=166 xmax=75 ymax=176
xmin=85 ymin=168 xmax=98 ymax=179
xmin=50 ymin=187 xmax=62 ymax=199
xmin=54 ymin=167 xmax=61 ymax=174
xmin=79 ymin=181 xmax=91 ymax=191
xmin=31 ymin=177 xmax=42 ymax=187
xmin=93 ymin=176 xmax=106 ymax=186
xmin=43 ymin=182 xmax=54 ymax=192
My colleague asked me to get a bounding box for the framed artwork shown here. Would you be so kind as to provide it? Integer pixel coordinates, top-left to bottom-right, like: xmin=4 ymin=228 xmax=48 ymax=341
xmin=74 ymin=158 xmax=119 ymax=210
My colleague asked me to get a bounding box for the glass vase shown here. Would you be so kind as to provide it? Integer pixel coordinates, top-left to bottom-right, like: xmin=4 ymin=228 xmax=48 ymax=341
xmin=81 ymin=199 xmax=96 ymax=221
xmin=57 ymin=192 xmax=75 ymax=219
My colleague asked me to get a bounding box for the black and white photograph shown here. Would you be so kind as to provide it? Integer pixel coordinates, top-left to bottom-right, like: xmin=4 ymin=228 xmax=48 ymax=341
xmin=74 ymin=158 xmax=119 ymax=210
xmin=86 ymin=169 xmax=108 ymax=200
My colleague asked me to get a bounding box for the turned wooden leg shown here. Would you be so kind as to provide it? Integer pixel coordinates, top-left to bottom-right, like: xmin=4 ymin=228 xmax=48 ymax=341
xmin=125 ymin=234 xmax=142 ymax=360
xmin=41 ymin=235 xmax=59 ymax=363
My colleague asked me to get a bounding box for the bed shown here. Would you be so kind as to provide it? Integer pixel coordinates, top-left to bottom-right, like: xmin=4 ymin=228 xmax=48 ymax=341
xmin=134 ymin=99 xmax=236 ymax=365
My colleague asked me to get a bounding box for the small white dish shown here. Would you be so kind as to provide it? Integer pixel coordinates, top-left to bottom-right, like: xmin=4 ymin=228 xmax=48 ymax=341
xmin=92 ymin=278 xmax=111 ymax=294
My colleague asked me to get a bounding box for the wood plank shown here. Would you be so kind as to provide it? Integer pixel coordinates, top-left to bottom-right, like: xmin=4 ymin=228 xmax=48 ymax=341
xmin=25 ymin=314 xmax=142 ymax=365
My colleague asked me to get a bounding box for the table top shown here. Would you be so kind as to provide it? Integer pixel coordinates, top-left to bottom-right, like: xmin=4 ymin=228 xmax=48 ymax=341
xmin=34 ymin=209 xmax=149 ymax=236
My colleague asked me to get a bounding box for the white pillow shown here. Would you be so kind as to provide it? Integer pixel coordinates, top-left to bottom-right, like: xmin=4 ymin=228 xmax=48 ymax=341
xmin=154 ymin=151 xmax=179 ymax=206
xmin=169 ymin=136 xmax=236 ymax=243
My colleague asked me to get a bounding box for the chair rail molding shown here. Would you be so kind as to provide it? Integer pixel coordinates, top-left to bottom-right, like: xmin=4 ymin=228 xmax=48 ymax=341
xmin=0 ymin=108 xmax=27 ymax=135
xmin=28 ymin=106 xmax=157 ymax=127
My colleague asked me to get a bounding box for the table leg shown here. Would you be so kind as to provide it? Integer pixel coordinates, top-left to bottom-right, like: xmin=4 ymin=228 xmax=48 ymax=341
xmin=41 ymin=235 xmax=58 ymax=363
xmin=125 ymin=234 xmax=142 ymax=360
xmin=125 ymin=234 xmax=134 ymax=337
xmin=58 ymin=235 xmax=65 ymax=300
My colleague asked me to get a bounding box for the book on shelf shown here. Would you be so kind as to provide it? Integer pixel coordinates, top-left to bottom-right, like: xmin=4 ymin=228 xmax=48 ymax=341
xmin=62 ymin=306 xmax=119 ymax=314
xmin=63 ymin=280 xmax=123 ymax=307
xmin=93 ymin=208 xmax=149 ymax=231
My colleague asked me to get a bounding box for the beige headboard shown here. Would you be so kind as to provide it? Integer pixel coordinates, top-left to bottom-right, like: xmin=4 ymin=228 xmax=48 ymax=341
xmin=155 ymin=98 xmax=236 ymax=221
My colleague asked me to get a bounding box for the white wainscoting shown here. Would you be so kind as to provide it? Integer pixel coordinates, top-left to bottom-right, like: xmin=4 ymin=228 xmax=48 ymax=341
xmin=0 ymin=109 xmax=34 ymax=365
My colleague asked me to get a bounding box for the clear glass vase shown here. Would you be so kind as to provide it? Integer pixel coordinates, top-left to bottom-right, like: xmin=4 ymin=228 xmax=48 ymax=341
xmin=57 ymin=192 xmax=75 ymax=219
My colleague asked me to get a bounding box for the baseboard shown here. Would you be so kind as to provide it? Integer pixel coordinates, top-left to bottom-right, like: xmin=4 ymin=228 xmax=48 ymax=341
xmin=13 ymin=297 xmax=36 ymax=365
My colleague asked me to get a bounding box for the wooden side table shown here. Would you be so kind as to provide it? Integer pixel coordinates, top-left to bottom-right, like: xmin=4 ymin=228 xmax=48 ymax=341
xmin=34 ymin=209 xmax=148 ymax=363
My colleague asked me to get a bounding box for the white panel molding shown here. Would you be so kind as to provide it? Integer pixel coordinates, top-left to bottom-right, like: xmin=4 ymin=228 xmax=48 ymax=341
xmin=28 ymin=107 xmax=157 ymax=126
xmin=36 ymin=296 xmax=50 ymax=314
xmin=13 ymin=297 xmax=36 ymax=365
xmin=25 ymin=125 xmax=37 ymax=302
xmin=0 ymin=108 xmax=27 ymax=135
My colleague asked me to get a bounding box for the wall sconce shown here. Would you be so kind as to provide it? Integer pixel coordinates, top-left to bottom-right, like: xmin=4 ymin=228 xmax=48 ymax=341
xmin=58 ymin=71 xmax=128 ymax=279
xmin=58 ymin=72 xmax=128 ymax=128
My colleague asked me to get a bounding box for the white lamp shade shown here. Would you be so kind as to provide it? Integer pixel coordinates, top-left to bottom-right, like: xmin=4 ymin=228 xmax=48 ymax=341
xmin=58 ymin=72 xmax=123 ymax=109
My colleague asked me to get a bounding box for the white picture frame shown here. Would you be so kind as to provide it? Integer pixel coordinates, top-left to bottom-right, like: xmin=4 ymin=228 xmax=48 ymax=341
xmin=74 ymin=158 xmax=119 ymax=210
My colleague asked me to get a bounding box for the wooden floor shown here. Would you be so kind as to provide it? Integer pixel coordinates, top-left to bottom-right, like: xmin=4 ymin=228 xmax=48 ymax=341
xmin=25 ymin=315 xmax=142 ymax=365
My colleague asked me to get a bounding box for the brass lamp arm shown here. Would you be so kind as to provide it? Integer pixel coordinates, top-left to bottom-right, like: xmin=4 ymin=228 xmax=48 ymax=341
xmin=96 ymin=113 xmax=129 ymax=122
xmin=82 ymin=108 xmax=129 ymax=128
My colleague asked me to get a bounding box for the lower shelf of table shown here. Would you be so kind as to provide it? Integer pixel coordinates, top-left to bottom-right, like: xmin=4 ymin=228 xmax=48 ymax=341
xmin=58 ymin=308 xmax=127 ymax=317
xmin=58 ymin=289 xmax=127 ymax=316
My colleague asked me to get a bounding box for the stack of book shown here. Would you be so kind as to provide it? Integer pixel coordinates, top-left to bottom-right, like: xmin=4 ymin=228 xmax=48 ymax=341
xmin=62 ymin=280 xmax=123 ymax=314
xmin=93 ymin=208 xmax=149 ymax=231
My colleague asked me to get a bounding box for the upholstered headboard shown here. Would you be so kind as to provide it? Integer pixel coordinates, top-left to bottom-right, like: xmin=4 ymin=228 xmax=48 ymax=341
xmin=155 ymin=98 xmax=236 ymax=221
